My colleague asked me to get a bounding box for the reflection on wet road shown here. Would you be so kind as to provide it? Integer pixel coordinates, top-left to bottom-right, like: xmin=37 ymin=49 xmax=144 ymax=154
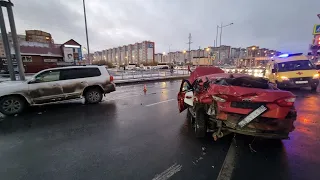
xmin=0 ymin=81 xmax=319 ymax=180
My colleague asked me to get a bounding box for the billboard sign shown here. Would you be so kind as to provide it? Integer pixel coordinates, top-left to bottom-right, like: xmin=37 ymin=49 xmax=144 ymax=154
xmin=63 ymin=47 xmax=74 ymax=62
xmin=313 ymin=24 xmax=320 ymax=35
xmin=77 ymin=48 xmax=82 ymax=60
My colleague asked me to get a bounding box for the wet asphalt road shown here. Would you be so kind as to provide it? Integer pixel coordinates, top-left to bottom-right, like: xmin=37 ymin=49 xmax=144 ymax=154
xmin=0 ymin=80 xmax=319 ymax=180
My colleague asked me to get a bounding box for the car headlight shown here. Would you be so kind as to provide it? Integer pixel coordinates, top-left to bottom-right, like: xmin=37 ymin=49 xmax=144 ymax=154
xmin=281 ymin=76 xmax=289 ymax=81
xmin=313 ymin=74 xmax=319 ymax=79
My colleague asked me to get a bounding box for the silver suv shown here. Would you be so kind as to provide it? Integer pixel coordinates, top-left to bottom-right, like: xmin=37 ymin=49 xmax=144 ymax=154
xmin=0 ymin=65 xmax=116 ymax=116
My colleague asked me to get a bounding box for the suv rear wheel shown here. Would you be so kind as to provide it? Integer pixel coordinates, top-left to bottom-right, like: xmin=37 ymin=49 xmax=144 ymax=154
xmin=85 ymin=87 xmax=103 ymax=104
xmin=0 ymin=96 xmax=26 ymax=116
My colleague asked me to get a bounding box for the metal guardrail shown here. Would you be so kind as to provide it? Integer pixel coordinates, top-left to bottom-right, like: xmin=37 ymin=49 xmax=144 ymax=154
xmin=108 ymin=69 xmax=190 ymax=80
xmin=0 ymin=70 xmax=190 ymax=83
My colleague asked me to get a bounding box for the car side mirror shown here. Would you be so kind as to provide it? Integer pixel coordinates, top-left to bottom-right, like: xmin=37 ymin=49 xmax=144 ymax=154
xmin=28 ymin=79 xmax=35 ymax=84
xmin=28 ymin=78 xmax=39 ymax=84
xmin=271 ymin=69 xmax=276 ymax=73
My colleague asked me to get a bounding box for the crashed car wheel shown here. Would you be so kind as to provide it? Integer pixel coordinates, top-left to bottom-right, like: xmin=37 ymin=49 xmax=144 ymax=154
xmin=194 ymin=108 xmax=207 ymax=138
xmin=187 ymin=107 xmax=195 ymax=124
xmin=85 ymin=87 xmax=103 ymax=104
xmin=0 ymin=96 xmax=26 ymax=116
xmin=311 ymin=85 xmax=318 ymax=91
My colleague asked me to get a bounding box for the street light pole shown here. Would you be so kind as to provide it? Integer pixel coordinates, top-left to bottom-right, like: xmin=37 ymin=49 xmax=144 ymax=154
xmin=83 ymin=0 xmax=91 ymax=65
xmin=215 ymin=25 xmax=219 ymax=47
xmin=0 ymin=6 xmax=15 ymax=80
xmin=168 ymin=44 xmax=172 ymax=63
xmin=217 ymin=22 xmax=234 ymax=63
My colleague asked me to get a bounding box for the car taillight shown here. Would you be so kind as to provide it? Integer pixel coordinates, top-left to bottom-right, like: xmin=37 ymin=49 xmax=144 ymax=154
xmin=110 ymin=76 xmax=114 ymax=82
xmin=276 ymin=97 xmax=296 ymax=107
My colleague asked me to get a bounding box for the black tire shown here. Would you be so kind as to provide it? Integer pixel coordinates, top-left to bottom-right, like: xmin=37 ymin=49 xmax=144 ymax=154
xmin=311 ymin=85 xmax=318 ymax=91
xmin=84 ymin=87 xmax=103 ymax=104
xmin=187 ymin=107 xmax=195 ymax=124
xmin=0 ymin=96 xmax=26 ymax=116
xmin=194 ymin=107 xmax=207 ymax=138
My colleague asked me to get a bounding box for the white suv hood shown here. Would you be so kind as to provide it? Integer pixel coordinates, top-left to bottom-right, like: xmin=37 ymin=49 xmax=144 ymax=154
xmin=0 ymin=81 xmax=28 ymax=96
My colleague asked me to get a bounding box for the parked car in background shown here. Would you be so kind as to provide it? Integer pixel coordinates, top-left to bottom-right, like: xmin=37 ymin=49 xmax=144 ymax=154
xmin=0 ymin=65 xmax=115 ymax=116
xmin=157 ymin=63 xmax=170 ymax=69
xmin=126 ymin=63 xmax=137 ymax=70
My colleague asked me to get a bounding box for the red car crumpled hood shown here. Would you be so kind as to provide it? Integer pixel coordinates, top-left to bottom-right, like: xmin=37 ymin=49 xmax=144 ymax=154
xmin=204 ymin=85 xmax=295 ymax=103
xmin=188 ymin=66 xmax=224 ymax=84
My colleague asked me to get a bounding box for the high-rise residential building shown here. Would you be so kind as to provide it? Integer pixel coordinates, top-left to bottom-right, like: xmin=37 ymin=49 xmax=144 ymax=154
xmin=98 ymin=41 xmax=155 ymax=65
xmin=231 ymin=47 xmax=241 ymax=58
xmin=0 ymin=32 xmax=26 ymax=57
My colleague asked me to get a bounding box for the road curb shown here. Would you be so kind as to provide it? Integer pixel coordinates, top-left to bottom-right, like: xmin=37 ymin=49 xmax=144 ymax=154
xmin=114 ymin=75 xmax=189 ymax=86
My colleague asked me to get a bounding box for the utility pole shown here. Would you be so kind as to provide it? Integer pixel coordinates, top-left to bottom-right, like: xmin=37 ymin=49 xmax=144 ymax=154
xmin=215 ymin=25 xmax=219 ymax=47
xmin=198 ymin=46 xmax=201 ymax=66
xmin=168 ymin=44 xmax=172 ymax=63
xmin=83 ymin=0 xmax=91 ymax=65
xmin=186 ymin=33 xmax=193 ymax=63
xmin=0 ymin=0 xmax=25 ymax=80
xmin=218 ymin=22 xmax=223 ymax=62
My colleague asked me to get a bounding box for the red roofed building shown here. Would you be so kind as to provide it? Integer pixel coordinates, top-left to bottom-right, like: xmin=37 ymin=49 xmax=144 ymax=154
xmin=0 ymin=39 xmax=83 ymax=73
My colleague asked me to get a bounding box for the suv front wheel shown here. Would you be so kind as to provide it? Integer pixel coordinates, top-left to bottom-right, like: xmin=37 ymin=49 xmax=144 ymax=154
xmin=0 ymin=96 xmax=26 ymax=116
xmin=84 ymin=87 xmax=103 ymax=104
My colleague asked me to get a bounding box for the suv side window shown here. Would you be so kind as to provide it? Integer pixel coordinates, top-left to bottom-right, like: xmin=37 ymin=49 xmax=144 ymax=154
xmin=60 ymin=68 xmax=101 ymax=80
xmin=34 ymin=70 xmax=60 ymax=83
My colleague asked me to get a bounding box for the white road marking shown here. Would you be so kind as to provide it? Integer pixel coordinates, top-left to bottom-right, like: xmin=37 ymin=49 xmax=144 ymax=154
xmin=152 ymin=163 xmax=182 ymax=180
xmin=145 ymin=99 xmax=175 ymax=107
xmin=216 ymin=140 xmax=237 ymax=180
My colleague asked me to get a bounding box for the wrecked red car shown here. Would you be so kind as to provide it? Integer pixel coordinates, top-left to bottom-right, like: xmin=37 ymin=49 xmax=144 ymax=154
xmin=177 ymin=66 xmax=297 ymax=140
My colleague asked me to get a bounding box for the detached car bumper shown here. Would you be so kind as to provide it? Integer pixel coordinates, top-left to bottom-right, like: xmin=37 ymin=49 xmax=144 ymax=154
xmin=104 ymin=82 xmax=116 ymax=93
xmin=222 ymin=110 xmax=296 ymax=139
xmin=277 ymin=78 xmax=319 ymax=88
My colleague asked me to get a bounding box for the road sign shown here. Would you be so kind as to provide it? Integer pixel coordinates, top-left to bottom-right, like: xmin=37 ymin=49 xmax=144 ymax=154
xmin=313 ymin=24 xmax=320 ymax=35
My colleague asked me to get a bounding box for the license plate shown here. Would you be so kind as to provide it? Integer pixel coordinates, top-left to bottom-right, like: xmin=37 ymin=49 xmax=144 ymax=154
xmin=238 ymin=105 xmax=267 ymax=128
xmin=295 ymin=81 xmax=308 ymax=84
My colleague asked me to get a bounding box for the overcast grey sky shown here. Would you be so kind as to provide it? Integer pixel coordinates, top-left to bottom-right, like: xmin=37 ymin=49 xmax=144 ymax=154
xmin=5 ymin=0 xmax=320 ymax=53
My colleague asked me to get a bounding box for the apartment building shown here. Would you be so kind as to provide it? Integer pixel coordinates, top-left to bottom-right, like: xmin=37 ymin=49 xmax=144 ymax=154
xmin=0 ymin=32 xmax=26 ymax=57
xmin=99 ymin=41 xmax=155 ymax=65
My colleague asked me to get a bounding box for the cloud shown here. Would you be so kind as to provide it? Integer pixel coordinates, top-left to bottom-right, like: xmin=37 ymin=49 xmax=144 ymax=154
xmin=7 ymin=0 xmax=320 ymax=53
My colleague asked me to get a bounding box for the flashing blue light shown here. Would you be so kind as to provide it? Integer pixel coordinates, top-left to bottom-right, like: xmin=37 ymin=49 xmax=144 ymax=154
xmin=278 ymin=54 xmax=289 ymax=58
